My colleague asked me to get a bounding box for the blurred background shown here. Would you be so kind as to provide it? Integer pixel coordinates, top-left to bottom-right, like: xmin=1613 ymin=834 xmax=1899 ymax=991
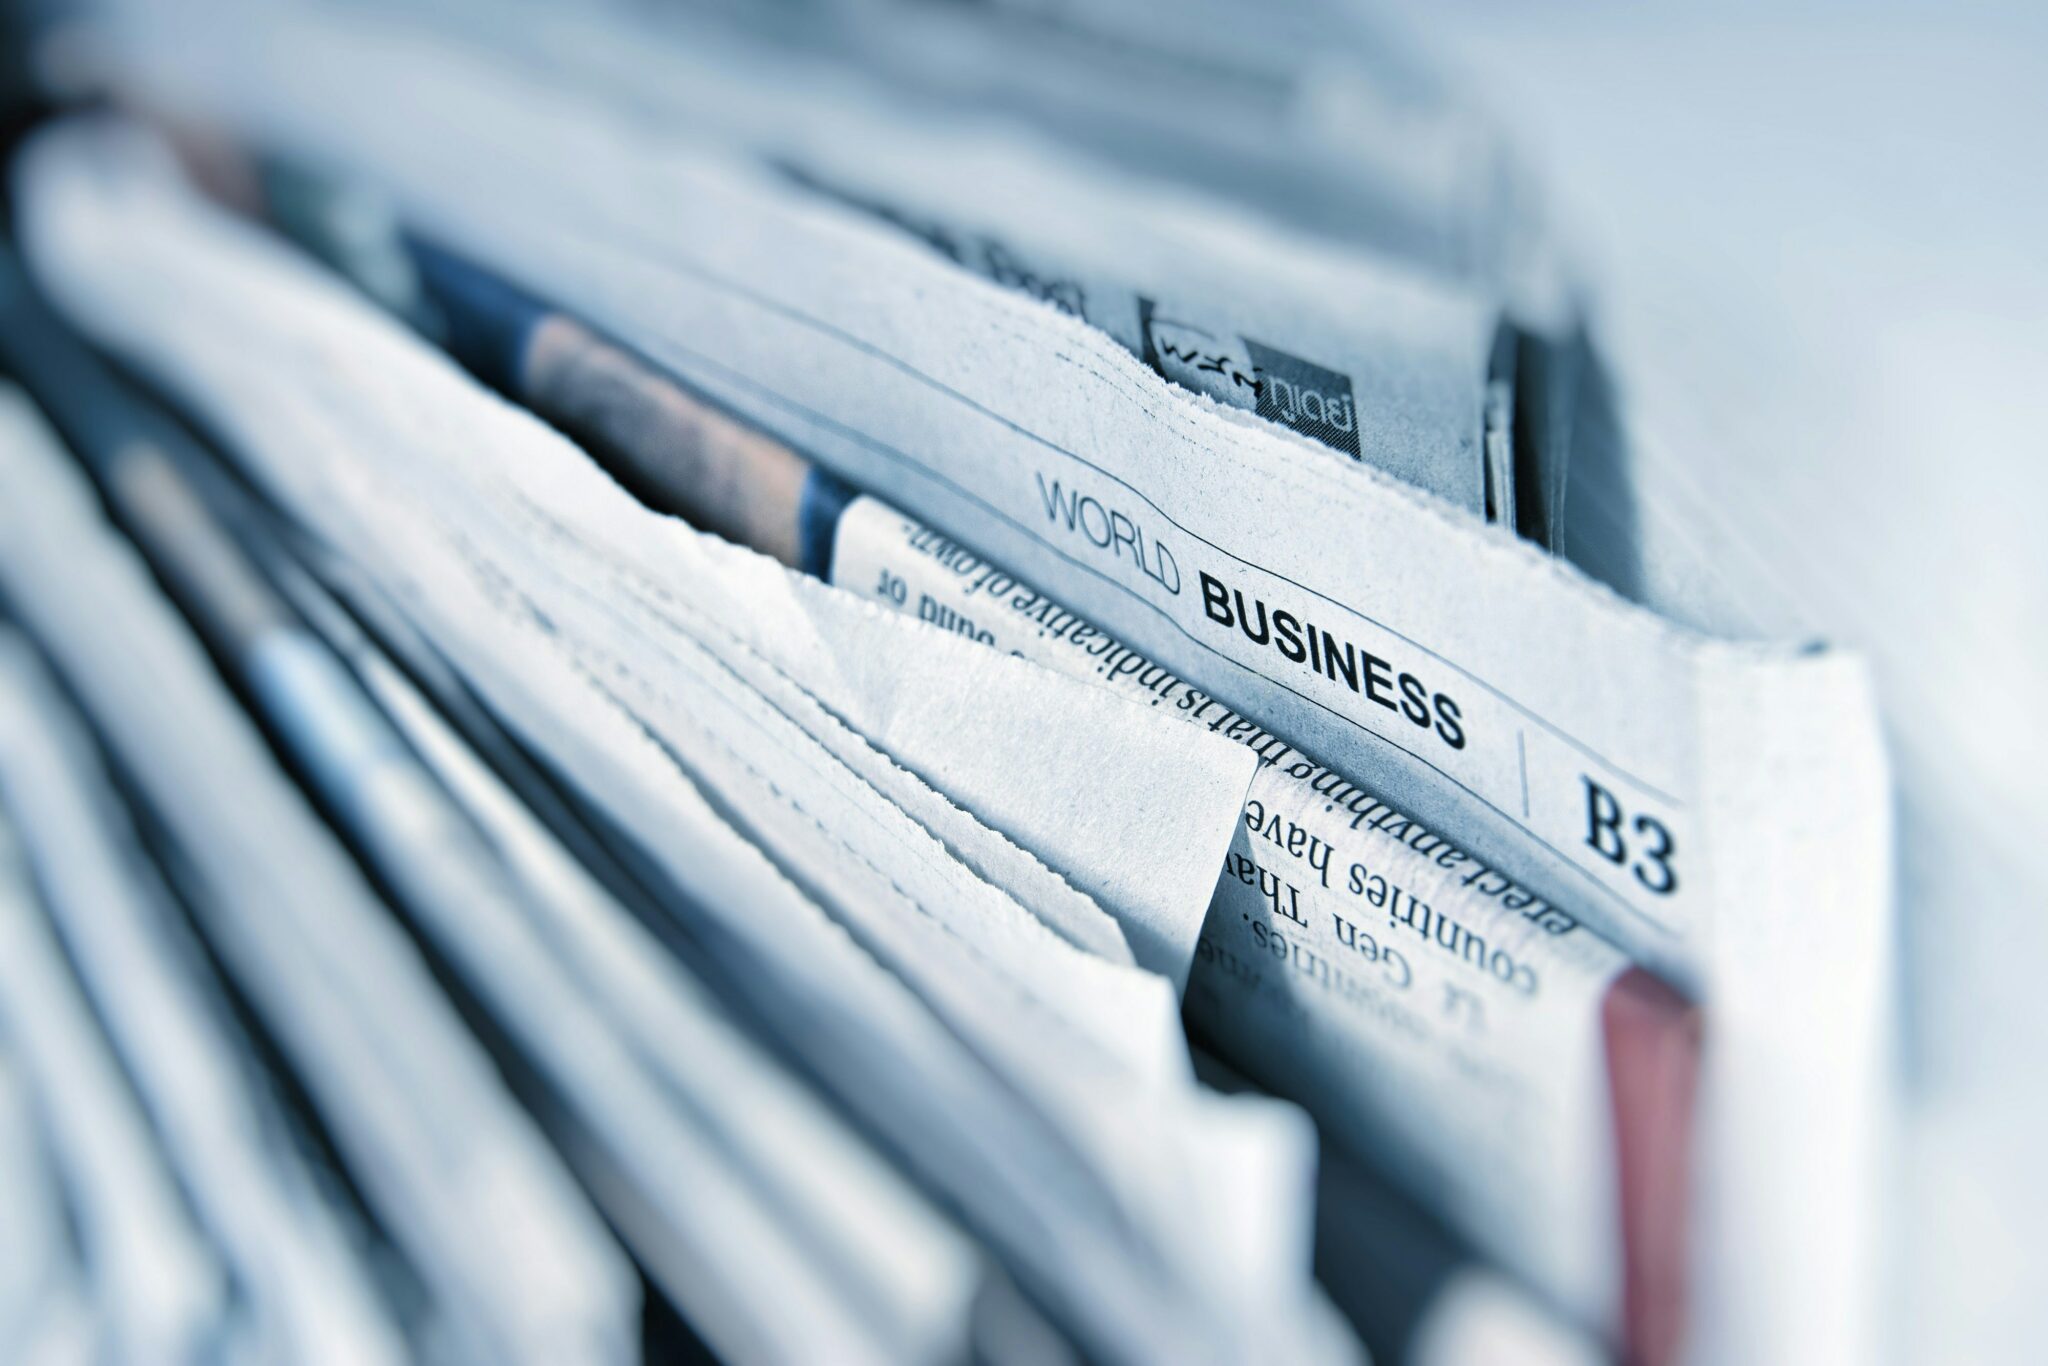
xmin=1401 ymin=6 xmax=2048 ymax=1357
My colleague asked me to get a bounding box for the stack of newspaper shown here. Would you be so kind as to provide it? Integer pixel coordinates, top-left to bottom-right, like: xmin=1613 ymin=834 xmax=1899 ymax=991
xmin=0 ymin=2 xmax=1894 ymax=1363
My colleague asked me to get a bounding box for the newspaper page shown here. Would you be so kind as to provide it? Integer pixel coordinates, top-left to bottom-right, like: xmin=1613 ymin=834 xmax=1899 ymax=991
xmin=14 ymin=124 xmax=1352 ymax=1366
xmin=0 ymin=633 xmax=408 ymax=1366
xmin=0 ymin=1040 xmax=97 ymax=1365
xmin=379 ymin=0 xmax=1510 ymax=518
xmin=0 ymin=385 xmax=642 ymax=1366
xmin=80 ymin=3 xmax=1894 ymax=1354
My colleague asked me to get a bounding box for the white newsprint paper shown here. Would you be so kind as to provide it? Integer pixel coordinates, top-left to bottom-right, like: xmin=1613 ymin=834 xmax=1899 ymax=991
xmin=0 ymin=386 xmax=641 ymax=1366
xmin=0 ymin=633 xmax=407 ymax=1366
xmin=381 ymin=0 xmax=1508 ymax=516
xmin=78 ymin=5 xmax=1896 ymax=1356
xmin=827 ymin=493 xmax=1641 ymax=1320
xmin=16 ymin=123 xmax=1346 ymax=1366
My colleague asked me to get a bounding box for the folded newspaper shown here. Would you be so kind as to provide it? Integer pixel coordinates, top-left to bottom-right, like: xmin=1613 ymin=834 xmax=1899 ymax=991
xmin=0 ymin=2 xmax=1897 ymax=1364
